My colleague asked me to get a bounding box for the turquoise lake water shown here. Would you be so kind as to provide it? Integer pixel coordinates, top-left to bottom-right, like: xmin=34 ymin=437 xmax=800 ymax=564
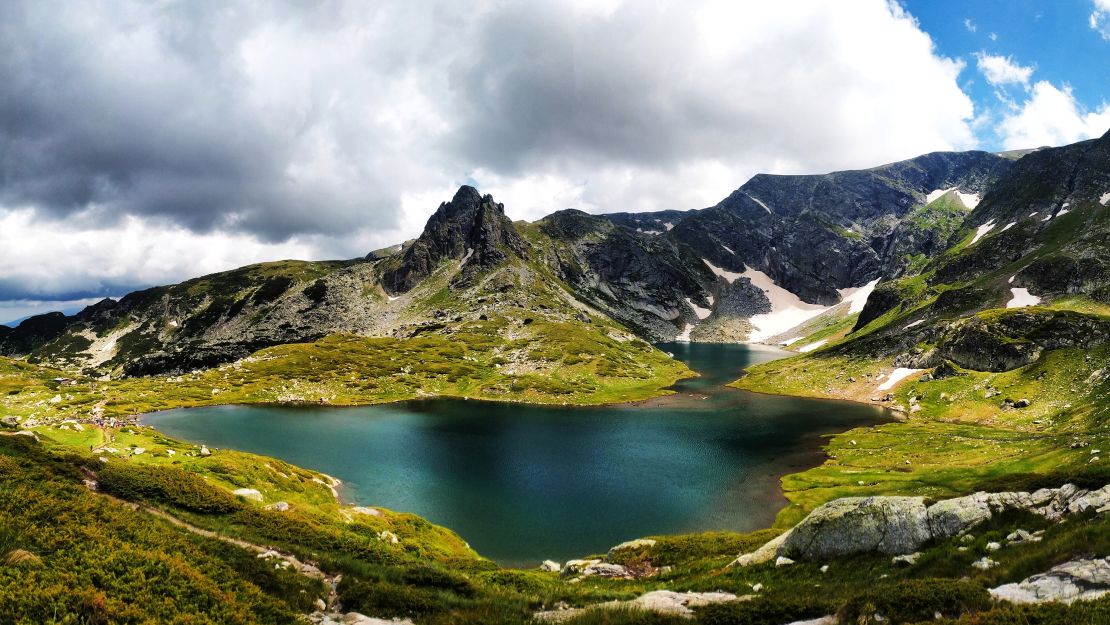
xmin=145 ymin=342 xmax=888 ymax=565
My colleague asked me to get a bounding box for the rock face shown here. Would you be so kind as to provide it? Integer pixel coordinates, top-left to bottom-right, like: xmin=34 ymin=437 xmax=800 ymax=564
xmin=991 ymin=558 xmax=1110 ymax=604
xmin=381 ymin=185 xmax=526 ymax=294
xmin=779 ymin=496 xmax=931 ymax=559
xmin=737 ymin=483 xmax=1110 ymax=564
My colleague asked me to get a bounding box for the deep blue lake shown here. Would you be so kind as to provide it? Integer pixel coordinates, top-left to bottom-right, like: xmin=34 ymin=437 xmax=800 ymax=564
xmin=145 ymin=342 xmax=888 ymax=565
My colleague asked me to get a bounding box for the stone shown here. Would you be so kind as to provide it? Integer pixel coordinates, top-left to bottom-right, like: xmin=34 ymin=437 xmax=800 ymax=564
xmin=378 ymin=530 xmax=399 ymax=544
xmin=892 ymin=552 xmax=921 ymax=566
xmin=199 ymin=445 xmax=211 ymax=456
xmin=607 ymin=538 xmax=656 ymax=557
xmin=1014 ymin=398 xmax=1031 ymax=408
xmin=539 ymin=560 xmax=561 ymax=573
xmin=731 ymin=531 xmax=790 ymax=567
xmin=1 ymin=415 xmax=19 ymax=427
xmin=233 ymin=488 xmax=263 ymax=502
xmin=985 ymin=542 xmax=1001 ymax=552
xmin=350 ymin=506 xmax=381 ymax=516
xmin=582 ymin=562 xmax=631 ymax=578
xmin=775 ymin=556 xmax=795 ymax=567
xmin=990 ymin=557 xmax=1110 ymax=604
xmin=343 ymin=613 xmax=414 ymax=625
xmin=972 ymin=557 xmax=998 ymax=571
xmin=561 ymin=559 xmax=601 ymax=576
xmin=628 ymin=590 xmax=739 ymax=616
xmin=1006 ymin=529 xmax=1041 ymax=544
xmin=926 ymin=493 xmax=993 ymax=538
xmin=264 ymin=501 xmax=291 ymax=512
xmin=779 ymin=496 xmax=930 ymax=559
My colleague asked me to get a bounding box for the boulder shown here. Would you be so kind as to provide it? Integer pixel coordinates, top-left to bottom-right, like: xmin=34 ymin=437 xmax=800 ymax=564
xmin=779 ymin=496 xmax=930 ymax=559
xmin=990 ymin=557 xmax=1110 ymax=604
xmin=0 ymin=415 xmax=19 ymax=428
xmin=926 ymin=493 xmax=992 ymax=538
xmin=539 ymin=560 xmax=561 ymax=573
xmin=233 ymin=488 xmax=263 ymax=502
xmin=199 ymin=445 xmax=211 ymax=456
xmin=607 ymin=538 xmax=656 ymax=557
xmin=582 ymin=562 xmax=631 ymax=578
xmin=629 ymin=590 xmax=739 ymax=616
xmin=731 ymin=530 xmax=790 ymax=567
xmin=561 ymin=559 xmax=600 ymax=577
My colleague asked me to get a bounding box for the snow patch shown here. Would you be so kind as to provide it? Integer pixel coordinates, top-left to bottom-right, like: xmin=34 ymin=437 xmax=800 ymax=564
xmin=926 ymin=188 xmax=952 ymax=204
xmin=702 ymin=259 xmax=743 ymax=284
xmin=721 ymin=245 xmax=736 ymax=255
xmin=837 ymin=279 xmax=880 ymax=315
xmin=663 ymin=222 xmax=674 ymax=231
xmin=969 ymin=220 xmax=997 ymax=245
xmin=1029 ymin=211 xmax=1038 ymax=218
xmin=779 ymin=336 xmax=802 ymax=346
xmin=904 ymin=320 xmax=926 ymax=329
xmin=675 ymin=323 xmax=693 ymax=342
xmin=1008 ymin=274 xmax=1016 ymax=284
xmin=1001 ymin=222 xmax=1016 ymax=232
xmin=877 ymin=368 xmax=923 ymax=391
xmin=1100 ymin=192 xmax=1110 ymax=206
xmin=685 ymin=298 xmax=711 ymax=320
xmin=459 ymin=247 xmax=474 ymax=266
xmin=1006 ymin=288 xmax=1041 ymax=308
xmin=798 ymin=340 xmax=827 ymax=353
xmin=956 ymin=191 xmax=980 ymax=208
xmin=1057 ymin=208 xmax=1070 ymax=218
xmin=387 ymin=295 xmax=401 ymax=303
xmin=743 ymin=268 xmax=832 ymax=342
xmin=745 ymin=193 xmax=773 ymax=214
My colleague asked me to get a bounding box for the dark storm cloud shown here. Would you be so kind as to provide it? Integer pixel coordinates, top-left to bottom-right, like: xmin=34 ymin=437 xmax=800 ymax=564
xmin=0 ymin=0 xmax=408 ymax=240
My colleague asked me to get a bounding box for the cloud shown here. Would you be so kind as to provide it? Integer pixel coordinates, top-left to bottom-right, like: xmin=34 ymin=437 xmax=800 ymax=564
xmin=964 ymin=18 xmax=977 ymax=33
xmin=975 ymin=52 xmax=1034 ymax=86
xmin=1 ymin=0 xmax=978 ymax=314
xmin=997 ymin=81 xmax=1110 ymax=149
xmin=1092 ymin=0 xmax=1110 ymax=40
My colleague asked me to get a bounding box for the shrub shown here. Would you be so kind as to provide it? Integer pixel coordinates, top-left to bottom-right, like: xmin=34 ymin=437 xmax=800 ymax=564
xmin=698 ymin=595 xmax=834 ymax=625
xmin=97 ymin=463 xmax=242 ymax=514
xmin=838 ymin=579 xmax=991 ymax=624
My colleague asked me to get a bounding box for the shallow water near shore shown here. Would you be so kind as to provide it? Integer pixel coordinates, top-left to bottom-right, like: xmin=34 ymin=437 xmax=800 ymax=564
xmin=145 ymin=342 xmax=889 ymax=566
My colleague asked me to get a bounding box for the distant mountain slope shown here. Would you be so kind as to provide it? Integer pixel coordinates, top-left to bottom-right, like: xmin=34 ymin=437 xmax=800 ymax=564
xmin=6 ymin=138 xmax=1101 ymax=376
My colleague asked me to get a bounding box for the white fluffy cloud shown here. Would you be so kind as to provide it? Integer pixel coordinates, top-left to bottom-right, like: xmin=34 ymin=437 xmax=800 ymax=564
xmin=975 ymin=53 xmax=1034 ymax=86
xmin=2 ymin=0 xmax=979 ymax=316
xmin=997 ymin=81 xmax=1110 ymax=149
xmin=1092 ymin=0 xmax=1110 ymax=40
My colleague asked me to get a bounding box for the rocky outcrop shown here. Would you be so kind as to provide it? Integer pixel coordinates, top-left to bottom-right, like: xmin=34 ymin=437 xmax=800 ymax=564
xmin=991 ymin=558 xmax=1110 ymax=605
xmin=735 ymin=484 xmax=1110 ymax=564
xmin=381 ymin=186 xmax=526 ymax=294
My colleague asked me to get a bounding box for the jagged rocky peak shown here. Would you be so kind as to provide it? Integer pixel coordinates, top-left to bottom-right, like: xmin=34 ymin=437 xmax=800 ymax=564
xmin=380 ymin=185 xmax=527 ymax=294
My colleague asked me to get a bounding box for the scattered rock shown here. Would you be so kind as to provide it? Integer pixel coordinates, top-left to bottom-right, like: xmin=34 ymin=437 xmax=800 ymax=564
xmin=990 ymin=557 xmax=1110 ymax=604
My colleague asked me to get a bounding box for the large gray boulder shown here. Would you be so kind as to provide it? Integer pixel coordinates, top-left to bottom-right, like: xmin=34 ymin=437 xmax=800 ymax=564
xmin=779 ymin=496 xmax=930 ymax=559
xmin=926 ymin=492 xmax=993 ymax=537
xmin=991 ymin=557 xmax=1110 ymax=604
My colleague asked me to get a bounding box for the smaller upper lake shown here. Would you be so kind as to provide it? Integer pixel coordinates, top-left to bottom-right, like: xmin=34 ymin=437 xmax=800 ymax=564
xmin=145 ymin=343 xmax=888 ymax=565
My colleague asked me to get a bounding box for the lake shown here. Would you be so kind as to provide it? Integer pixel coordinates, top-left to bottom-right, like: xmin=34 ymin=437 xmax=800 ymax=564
xmin=144 ymin=342 xmax=888 ymax=565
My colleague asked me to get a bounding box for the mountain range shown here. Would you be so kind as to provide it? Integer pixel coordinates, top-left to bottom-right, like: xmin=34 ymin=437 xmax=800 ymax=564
xmin=9 ymin=131 xmax=1105 ymax=382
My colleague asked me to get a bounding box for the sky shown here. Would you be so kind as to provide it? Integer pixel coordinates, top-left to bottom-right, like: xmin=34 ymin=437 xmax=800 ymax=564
xmin=1 ymin=0 xmax=1108 ymax=324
